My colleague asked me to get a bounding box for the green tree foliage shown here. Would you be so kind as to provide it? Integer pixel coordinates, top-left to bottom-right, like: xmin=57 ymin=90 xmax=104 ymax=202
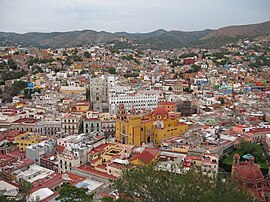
xmin=57 ymin=183 xmax=94 ymax=202
xmin=186 ymin=64 xmax=201 ymax=73
xmin=80 ymin=69 xmax=87 ymax=74
xmin=8 ymin=59 xmax=18 ymax=70
xmin=27 ymin=57 xmax=39 ymax=66
xmin=110 ymin=49 xmax=120 ymax=54
xmin=18 ymin=180 xmax=32 ymax=202
xmin=63 ymin=51 xmax=68 ymax=56
xmin=84 ymin=51 xmax=91 ymax=58
xmin=124 ymin=73 xmax=139 ymax=78
xmin=32 ymin=65 xmax=44 ymax=73
xmin=10 ymin=81 xmax=28 ymax=96
xmin=122 ymin=55 xmax=140 ymax=65
xmin=0 ymin=61 xmax=7 ymax=69
xmin=222 ymin=140 xmax=268 ymax=174
xmin=109 ymin=165 xmax=256 ymax=202
xmin=72 ymin=54 xmax=82 ymax=62
xmin=65 ymin=57 xmax=72 ymax=66
xmin=108 ymin=67 xmax=116 ymax=74
xmin=1 ymin=70 xmax=27 ymax=82
xmin=179 ymin=52 xmax=197 ymax=58
xmin=183 ymin=87 xmax=193 ymax=93
xmin=39 ymin=58 xmax=54 ymax=64
xmin=23 ymin=88 xmax=41 ymax=99
xmin=218 ymin=97 xmax=225 ymax=105
xmin=239 ymin=140 xmax=266 ymax=162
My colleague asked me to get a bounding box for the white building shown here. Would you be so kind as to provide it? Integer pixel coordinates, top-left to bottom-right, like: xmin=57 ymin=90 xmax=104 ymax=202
xmin=15 ymin=164 xmax=54 ymax=183
xmin=89 ymin=74 xmax=116 ymax=112
xmin=57 ymin=134 xmax=105 ymax=173
xmin=108 ymin=91 xmax=158 ymax=114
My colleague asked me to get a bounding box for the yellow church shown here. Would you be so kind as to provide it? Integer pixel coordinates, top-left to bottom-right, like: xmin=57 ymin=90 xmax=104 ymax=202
xmin=115 ymin=104 xmax=188 ymax=146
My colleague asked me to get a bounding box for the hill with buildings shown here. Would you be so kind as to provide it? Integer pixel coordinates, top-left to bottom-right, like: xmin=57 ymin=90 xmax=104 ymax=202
xmin=0 ymin=21 xmax=269 ymax=49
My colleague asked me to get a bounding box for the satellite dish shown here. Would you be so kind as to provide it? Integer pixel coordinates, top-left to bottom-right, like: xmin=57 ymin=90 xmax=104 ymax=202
xmin=49 ymin=156 xmax=55 ymax=161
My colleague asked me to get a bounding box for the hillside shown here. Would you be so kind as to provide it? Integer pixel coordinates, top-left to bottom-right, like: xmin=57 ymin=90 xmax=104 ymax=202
xmin=202 ymin=21 xmax=270 ymax=39
xmin=0 ymin=30 xmax=119 ymax=48
xmin=0 ymin=21 xmax=269 ymax=49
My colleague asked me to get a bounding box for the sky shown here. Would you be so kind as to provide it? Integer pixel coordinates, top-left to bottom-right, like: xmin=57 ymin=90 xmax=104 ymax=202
xmin=1 ymin=0 xmax=270 ymax=33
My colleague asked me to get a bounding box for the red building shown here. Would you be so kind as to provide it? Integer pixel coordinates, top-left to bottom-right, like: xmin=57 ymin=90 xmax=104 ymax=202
xmin=40 ymin=154 xmax=58 ymax=172
xmin=183 ymin=58 xmax=195 ymax=65
xmin=232 ymin=154 xmax=270 ymax=201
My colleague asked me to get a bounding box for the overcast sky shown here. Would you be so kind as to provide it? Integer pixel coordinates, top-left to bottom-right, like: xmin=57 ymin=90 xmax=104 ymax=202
xmin=1 ymin=0 xmax=270 ymax=33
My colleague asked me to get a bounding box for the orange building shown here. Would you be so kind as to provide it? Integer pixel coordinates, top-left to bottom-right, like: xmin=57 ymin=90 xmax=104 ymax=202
xmin=158 ymin=102 xmax=176 ymax=113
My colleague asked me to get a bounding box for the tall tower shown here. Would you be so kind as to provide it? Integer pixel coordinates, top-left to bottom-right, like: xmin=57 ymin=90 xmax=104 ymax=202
xmin=117 ymin=104 xmax=127 ymax=121
xmin=231 ymin=153 xmax=240 ymax=177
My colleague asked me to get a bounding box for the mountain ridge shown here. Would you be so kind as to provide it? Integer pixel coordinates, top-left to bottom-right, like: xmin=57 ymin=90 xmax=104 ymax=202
xmin=0 ymin=21 xmax=269 ymax=49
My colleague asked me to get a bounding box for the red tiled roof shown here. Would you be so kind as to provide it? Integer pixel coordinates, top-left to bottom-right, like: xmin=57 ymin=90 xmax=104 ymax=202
xmin=158 ymin=102 xmax=176 ymax=105
xmin=144 ymin=148 xmax=159 ymax=156
xmin=90 ymin=143 xmax=112 ymax=153
xmin=77 ymin=164 xmax=117 ymax=180
xmin=185 ymin=155 xmax=202 ymax=161
xmin=7 ymin=150 xmax=26 ymax=157
xmin=250 ymin=128 xmax=270 ymax=133
xmin=56 ymin=145 xmax=65 ymax=153
xmin=96 ymin=165 xmax=106 ymax=170
xmin=91 ymin=157 xmax=102 ymax=164
xmin=12 ymin=118 xmax=38 ymax=124
xmin=107 ymin=162 xmax=124 ymax=169
xmin=99 ymin=192 xmax=116 ymax=199
xmin=132 ymin=148 xmax=159 ymax=164
xmin=177 ymin=122 xmax=188 ymax=126
xmin=31 ymin=172 xmax=86 ymax=193
xmin=152 ymin=108 xmax=168 ymax=116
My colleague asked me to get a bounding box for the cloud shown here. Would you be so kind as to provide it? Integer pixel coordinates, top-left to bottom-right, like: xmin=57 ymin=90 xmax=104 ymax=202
xmin=0 ymin=0 xmax=269 ymax=33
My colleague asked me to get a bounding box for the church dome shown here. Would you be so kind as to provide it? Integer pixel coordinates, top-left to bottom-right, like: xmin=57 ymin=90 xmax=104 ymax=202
xmin=237 ymin=157 xmax=264 ymax=183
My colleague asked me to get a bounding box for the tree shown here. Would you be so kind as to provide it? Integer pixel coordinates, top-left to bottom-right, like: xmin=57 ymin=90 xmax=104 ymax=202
xmin=108 ymin=67 xmax=116 ymax=74
xmin=8 ymin=59 xmax=17 ymax=70
xmin=80 ymin=69 xmax=87 ymax=74
xmin=109 ymin=164 xmax=255 ymax=202
xmin=57 ymin=183 xmax=94 ymax=202
xmin=18 ymin=180 xmax=32 ymax=202
xmin=84 ymin=51 xmax=91 ymax=58
xmin=10 ymin=81 xmax=28 ymax=96
xmin=27 ymin=57 xmax=39 ymax=66
xmin=239 ymin=140 xmax=266 ymax=162
xmin=218 ymin=97 xmax=225 ymax=105
xmin=32 ymin=65 xmax=44 ymax=73
xmin=183 ymin=87 xmax=193 ymax=93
